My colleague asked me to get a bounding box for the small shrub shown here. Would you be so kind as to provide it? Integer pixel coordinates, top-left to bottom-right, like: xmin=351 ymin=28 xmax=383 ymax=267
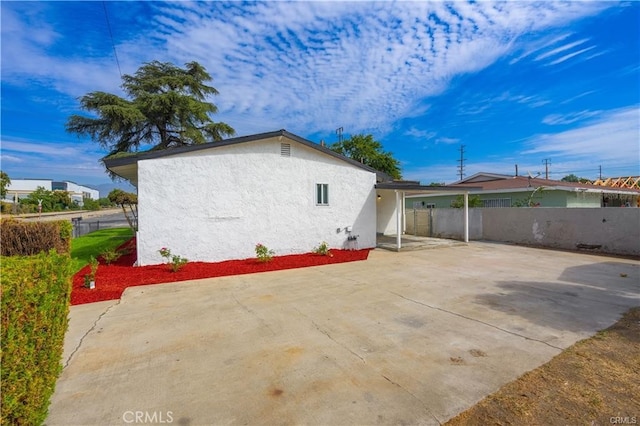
xmin=158 ymin=247 xmax=188 ymax=272
xmin=313 ymin=241 xmax=333 ymax=257
xmin=1 ymin=201 xmax=13 ymax=215
xmin=100 ymin=248 xmax=122 ymax=265
xmin=89 ymin=256 xmax=99 ymax=277
xmin=255 ymin=243 xmax=275 ymax=263
xmin=1 ymin=250 xmax=73 ymax=425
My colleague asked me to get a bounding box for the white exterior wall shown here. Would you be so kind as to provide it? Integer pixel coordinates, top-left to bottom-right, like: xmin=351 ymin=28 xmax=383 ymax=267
xmin=137 ymin=138 xmax=377 ymax=265
xmin=565 ymin=191 xmax=601 ymax=207
xmin=5 ymin=179 xmax=52 ymax=201
xmin=85 ymin=188 xmax=100 ymax=200
xmin=6 ymin=179 xmax=52 ymax=192
xmin=376 ymin=189 xmax=399 ymax=234
xmin=63 ymin=181 xmax=99 ymax=201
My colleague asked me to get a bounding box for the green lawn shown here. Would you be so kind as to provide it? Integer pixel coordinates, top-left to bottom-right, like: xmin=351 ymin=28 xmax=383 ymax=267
xmin=70 ymin=227 xmax=134 ymax=272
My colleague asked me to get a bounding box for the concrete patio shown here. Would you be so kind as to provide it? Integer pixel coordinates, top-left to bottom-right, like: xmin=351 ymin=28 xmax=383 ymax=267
xmin=376 ymin=234 xmax=466 ymax=251
xmin=47 ymin=242 xmax=639 ymax=425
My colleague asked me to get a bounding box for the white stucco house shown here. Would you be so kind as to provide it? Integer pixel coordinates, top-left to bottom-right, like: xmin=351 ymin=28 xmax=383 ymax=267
xmin=104 ymin=129 xmax=472 ymax=265
xmin=104 ymin=130 xmax=383 ymax=265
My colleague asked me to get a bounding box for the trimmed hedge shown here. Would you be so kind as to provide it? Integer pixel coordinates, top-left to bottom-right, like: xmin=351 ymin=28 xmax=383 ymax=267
xmin=0 ymin=220 xmax=72 ymax=256
xmin=1 ymin=251 xmax=73 ymax=425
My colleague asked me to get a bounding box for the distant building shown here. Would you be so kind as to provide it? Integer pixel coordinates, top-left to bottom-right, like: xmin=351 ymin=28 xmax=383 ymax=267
xmin=52 ymin=181 xmax=99 ymax=205
xmin=4 ymin=178 xmax=52 ymax=202
xmin=4 ymin=178 xmax=99 ymax=206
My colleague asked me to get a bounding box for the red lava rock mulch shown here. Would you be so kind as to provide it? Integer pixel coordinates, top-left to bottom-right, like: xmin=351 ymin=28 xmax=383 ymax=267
xmin=71 ymin=237 xmax=370 ymax=305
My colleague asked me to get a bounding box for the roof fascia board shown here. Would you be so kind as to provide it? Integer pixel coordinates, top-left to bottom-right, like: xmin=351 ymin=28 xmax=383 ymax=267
xmin=375 ymin=183 xmax=481 ymax=194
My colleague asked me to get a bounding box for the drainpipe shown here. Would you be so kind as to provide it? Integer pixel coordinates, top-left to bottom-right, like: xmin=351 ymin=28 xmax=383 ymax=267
xmin=463 ymin=192 xmax=469 ymax=243
xmin=402 ymin=191 xmax=406 ymax=233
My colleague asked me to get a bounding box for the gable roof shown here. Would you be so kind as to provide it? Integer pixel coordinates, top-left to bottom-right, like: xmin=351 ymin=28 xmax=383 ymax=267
xmin=451 ymin=172 xmax=512 ymax=184
xmin=103 ymin=129 xmax=390 ymax=186
xmin=451 ymin=173 xmax=640 ymax=195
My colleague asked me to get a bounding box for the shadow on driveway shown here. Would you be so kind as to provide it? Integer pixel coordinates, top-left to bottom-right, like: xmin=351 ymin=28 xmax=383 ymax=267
xmin=474 ymin=261 xmax=639 ymax=334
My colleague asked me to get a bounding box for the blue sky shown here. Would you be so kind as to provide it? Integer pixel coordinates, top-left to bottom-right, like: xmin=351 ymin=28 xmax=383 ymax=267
xmin=1 ymin=1 xmax=639 ymax=189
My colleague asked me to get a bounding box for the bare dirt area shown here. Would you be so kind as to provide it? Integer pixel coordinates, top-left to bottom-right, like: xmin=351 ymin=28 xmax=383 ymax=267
xmin=446 ymin=307 xmax=640 ymax=426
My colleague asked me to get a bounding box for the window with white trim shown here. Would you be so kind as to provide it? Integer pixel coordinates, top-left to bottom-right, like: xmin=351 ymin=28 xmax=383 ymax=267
xmin=316 ymin=183 xmax=329 ymax=205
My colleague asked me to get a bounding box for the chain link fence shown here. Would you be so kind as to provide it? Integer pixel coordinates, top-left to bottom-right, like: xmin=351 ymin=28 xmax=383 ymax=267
xmin=71 ymin=216 xmax=130 ymax=238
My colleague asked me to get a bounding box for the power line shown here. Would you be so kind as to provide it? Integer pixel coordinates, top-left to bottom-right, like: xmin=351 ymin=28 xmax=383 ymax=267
xmin=102 ymin=1 xmax=122 ymax=78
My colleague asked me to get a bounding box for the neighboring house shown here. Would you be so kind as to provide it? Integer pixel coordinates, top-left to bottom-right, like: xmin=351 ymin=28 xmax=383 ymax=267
xmin=406 ymin=173 xmax=640 ymax=209
xmin=105 ymin=129 xmax=474 ymax=263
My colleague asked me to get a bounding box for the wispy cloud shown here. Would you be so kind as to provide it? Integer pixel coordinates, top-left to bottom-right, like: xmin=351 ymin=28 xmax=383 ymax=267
xmin=523 ymin=106 xmax=640 ymax=165
xmin=542 ymin=110 xmax=602 ymax=125
xmin=560 ymin=90 xmax=597 ymax=105
xmin=404 ymin=127 xmax=436 ymax=140
xmin=546 ymin=45 xmax=597 ymax=66
xmin=0 ymin=154 xmax=24 ymax=163
xmin=510 ymin=33 xmax=572 ymax=64
xmin=2 ymin=140 xmax=90 ymax=157
xmin=535 ymin=38 xmax=590 ymax=61
xmin=436 ymin=137 xmax=460 ymax=145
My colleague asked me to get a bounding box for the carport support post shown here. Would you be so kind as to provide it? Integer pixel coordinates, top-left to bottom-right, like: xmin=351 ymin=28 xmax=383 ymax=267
xmin=396 ymin=190 xmax=402 ymax=251
xmin=402 ymin=191 xmax=406 ymax=233
xmin=463 ymin=191 xmax=469 ymax=243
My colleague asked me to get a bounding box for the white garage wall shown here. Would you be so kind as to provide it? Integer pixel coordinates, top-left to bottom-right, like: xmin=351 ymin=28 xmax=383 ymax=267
xmin=137 ymin=137 xmax=377 ymax=265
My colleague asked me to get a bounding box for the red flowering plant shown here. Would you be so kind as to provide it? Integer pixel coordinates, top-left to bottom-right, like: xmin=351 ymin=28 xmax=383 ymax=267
xmin=255 ymin=243 xmax=275 ymax=263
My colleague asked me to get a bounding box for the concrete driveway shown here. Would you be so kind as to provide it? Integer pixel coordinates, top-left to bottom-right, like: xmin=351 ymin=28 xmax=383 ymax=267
xmin=46 ymin=242 xmax=639 ymax=425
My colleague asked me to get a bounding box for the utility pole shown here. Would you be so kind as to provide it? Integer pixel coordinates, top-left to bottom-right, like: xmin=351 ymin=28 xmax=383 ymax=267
xmin=336 ymin=127 xmax=344 ymax=143
xmin=457 ymin=145 xmax=466 ymax=180
xmin=542 ymin=158 xmax=551 ymax=179
xmin=599 ymin=165 xmax=602 ymax=180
